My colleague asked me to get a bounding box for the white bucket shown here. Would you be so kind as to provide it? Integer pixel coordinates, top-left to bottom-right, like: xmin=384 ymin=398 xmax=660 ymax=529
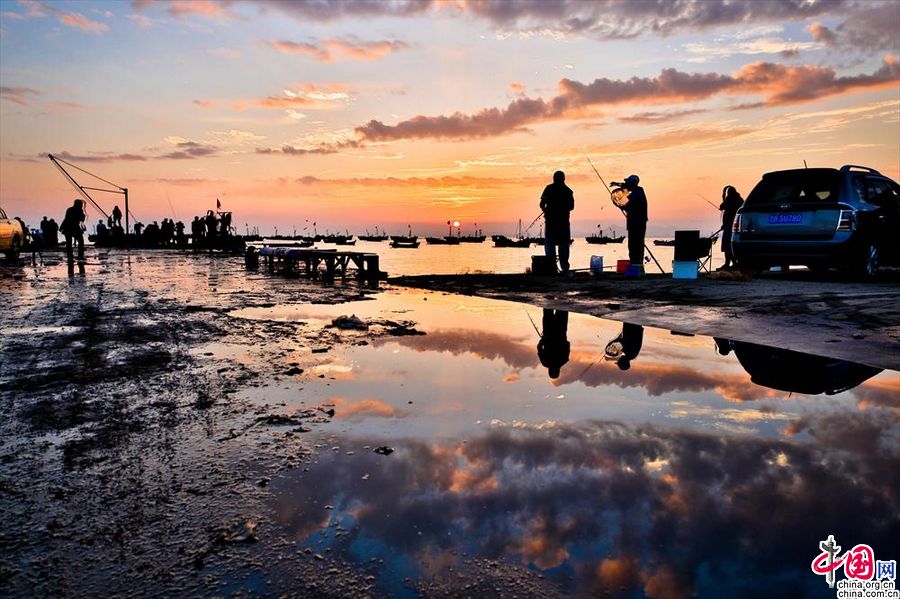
xmin=590 ymin=255 xmax=604 ymax=275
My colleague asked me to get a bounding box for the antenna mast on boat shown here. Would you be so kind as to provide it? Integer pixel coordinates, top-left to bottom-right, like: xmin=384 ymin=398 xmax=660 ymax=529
xmin=48 ymin=154 xmax=132 ymax=233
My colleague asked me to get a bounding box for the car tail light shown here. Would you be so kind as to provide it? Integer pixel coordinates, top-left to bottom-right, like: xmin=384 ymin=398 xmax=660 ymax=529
xmin=732 ymin=214 xmax=743 ymax=233
xmin=836 ymin=210 xmax=855 ymax=231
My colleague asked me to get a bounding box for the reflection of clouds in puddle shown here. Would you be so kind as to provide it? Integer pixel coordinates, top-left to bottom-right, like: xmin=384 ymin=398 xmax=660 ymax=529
xmin=851 ymin=377 xmax=900 ymax=410
xmin=269 ymin=413 xmax=899 ymax=597
xmin=668 ymin=400 xmax=794 ymax=434
xmin=331 ymin=397 xmax=408 ymax=420
xmin=310 ymin=362 xmax=355 ymax=379
xmin=383 ymin=328 xmax=787 ymax=404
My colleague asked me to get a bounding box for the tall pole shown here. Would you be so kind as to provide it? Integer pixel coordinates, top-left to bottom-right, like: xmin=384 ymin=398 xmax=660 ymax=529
xmin=124 ymin=188 xmax=129 ymax=235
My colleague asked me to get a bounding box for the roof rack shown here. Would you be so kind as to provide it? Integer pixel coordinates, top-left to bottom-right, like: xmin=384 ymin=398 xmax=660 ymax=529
xmin=840 ymin=165 xmax=882 ymax=175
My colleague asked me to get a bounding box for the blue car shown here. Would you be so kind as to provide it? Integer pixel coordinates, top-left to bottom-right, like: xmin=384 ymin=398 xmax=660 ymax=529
xmin=732 ymin=165 xmax=900 ymax=276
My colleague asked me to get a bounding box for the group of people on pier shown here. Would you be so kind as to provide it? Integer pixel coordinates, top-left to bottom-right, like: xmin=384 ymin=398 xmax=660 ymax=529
xmin=47 ymin=199 xmax=236 ymax=271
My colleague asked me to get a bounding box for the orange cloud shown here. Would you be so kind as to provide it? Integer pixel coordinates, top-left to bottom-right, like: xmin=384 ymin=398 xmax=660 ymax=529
xmin=331 ymin=398 xmax=405 ymax=420
xmin=266 ymin=38 xmax=409 ymax=63
xmin=356 ymin=57 xmax=900 ymax=141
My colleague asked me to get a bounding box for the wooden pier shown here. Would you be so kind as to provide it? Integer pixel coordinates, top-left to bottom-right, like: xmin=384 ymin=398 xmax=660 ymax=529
xmin=248 ymin=246 xmax=385 ymax=285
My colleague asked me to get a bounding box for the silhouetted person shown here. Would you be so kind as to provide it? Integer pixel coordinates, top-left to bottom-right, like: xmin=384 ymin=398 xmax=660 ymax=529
xmin=46 ymin=218 xmax=59 ymax=248
xmin=617 ymin=323 xmax=644 ymax=371
xmin=61 ymin=199 xmax=86 ymax=272
xmin=619 ymin=175 xmax=647 ymax=270
xmin=175 ymin=220 xmax=185 ymax=244
xmin=39 ymin=216 xmax=50 ymax=248
xmin=205 ymin=210 xmax=217 ymax=239
xmin=112 ymin=205 xmax=122 ymax=228
xmin=220 ymin=211 xmax=232 ymax=236
xmin=96 ymin=219 xmax=108 ymax=239
xmin=719 ymin=185 xmax=744 ymax=270
xmin=161 ymin=219 xmax=175 ymax=246
xmin=539 ymin=171 xmax=574 ymax=274
xmin=537 ymin=308 xmax=570 ymax=379
xmin=191 ymin=216 xmax=203 ymax=243
xmin=134 ymin=222 xmax=144 ymax=236
xmin=144 ymin=221 xmax=160 ymax=246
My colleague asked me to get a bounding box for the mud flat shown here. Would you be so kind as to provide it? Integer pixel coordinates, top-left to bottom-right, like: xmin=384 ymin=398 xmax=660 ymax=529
xmin=2 ymin=251 xmax=897 ymax=598
xmin=391 ymin=271 xmax=900 ymax=370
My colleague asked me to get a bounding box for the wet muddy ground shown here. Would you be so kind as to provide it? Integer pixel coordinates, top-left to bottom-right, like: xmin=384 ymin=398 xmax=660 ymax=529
xmin=1 ymin=250 xmax=898 ymax=598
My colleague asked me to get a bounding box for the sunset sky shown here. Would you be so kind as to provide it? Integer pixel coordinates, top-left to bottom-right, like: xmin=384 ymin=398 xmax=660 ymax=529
xmin=1 ymin=0 xmax=898 ymax=236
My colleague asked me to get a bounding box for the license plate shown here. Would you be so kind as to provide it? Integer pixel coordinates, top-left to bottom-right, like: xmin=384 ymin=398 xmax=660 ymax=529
xmin=768 ymin=213 xmax=803 ymax=225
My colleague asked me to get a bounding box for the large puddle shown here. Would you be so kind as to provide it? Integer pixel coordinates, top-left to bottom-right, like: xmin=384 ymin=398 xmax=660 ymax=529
xmin=230 ymin=290 xmax=900 ymax=597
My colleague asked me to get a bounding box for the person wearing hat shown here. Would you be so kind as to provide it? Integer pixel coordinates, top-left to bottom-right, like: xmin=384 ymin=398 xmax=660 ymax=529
xmin=620 ymin=174 xmax=647 ymax=270
xmin=539 ymin=170 xmax=575 ymax=274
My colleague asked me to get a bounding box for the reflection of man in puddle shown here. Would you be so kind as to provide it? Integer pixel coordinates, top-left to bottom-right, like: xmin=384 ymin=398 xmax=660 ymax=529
xmin=537 ymin=308 xmax=570 ymax=379
xmin=606 ymin=323 xmax=644 ymax=370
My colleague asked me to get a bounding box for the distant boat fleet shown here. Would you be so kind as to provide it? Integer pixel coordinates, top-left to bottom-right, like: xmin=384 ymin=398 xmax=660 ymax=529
xmin=261 ymin=221 xmax=633 ymax=249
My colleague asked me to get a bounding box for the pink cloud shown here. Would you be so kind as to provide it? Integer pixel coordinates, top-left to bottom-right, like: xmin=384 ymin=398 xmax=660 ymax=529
xmin=266 ymin=37 xmax=409 ymax=63
xmin=0 ymin=86 xmax=41 ymax=106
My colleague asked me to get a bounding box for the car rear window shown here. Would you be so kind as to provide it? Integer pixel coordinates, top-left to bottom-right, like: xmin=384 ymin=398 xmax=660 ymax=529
xmin=744 ymin=169 xmax=840 ymax=207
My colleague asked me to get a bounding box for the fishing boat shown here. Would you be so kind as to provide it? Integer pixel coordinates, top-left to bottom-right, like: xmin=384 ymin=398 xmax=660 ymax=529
xmin=390 ymin=239 xmax=420 ymax=248
xmin=359 ymin=226 xmax=388 ymax=242
xmin=425 ymin=236 xmax=461 ymax=245
xmin=492 ymin=235 xmax=531 ymax=248
xmin=458 ymin=225 xmax=486 ymax=243
xmin=653 ymin=239 xmax=676 ymax=246
xmin=458 ymin=234 xmax=486 ymax=243
xmin=586 ymin=225 xmax=625 ymax=244
xmin=390 ymin=225 xmax=418 ymax=244
xmin=493 ymin=219 xmax=532 ymax=248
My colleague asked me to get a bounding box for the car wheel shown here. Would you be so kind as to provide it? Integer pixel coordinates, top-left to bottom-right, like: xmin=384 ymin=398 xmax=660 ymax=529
xmin=6 ymin=235 xmax=21 ymax=262
xmin=858 ymin=243 xmax=879 ymax=278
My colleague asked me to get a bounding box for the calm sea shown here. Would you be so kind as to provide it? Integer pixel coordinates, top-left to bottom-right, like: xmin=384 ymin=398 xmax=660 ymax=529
xmin=273 ymin=237 xmax=725 ymax=277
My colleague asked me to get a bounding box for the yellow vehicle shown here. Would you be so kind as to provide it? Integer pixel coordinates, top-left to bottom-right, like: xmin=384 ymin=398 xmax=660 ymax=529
xmin=0 ymin=207 xmax=28 ymax=261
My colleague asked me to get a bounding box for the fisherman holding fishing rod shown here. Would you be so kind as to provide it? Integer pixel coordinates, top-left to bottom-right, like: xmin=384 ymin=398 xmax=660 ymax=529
xmin=539 ymin=170 xmax=575 ymax=275
xmin=613 ymin=175 xmax=648 ymax=273
xmin=586 ymin=157 xmax=665 ymax=274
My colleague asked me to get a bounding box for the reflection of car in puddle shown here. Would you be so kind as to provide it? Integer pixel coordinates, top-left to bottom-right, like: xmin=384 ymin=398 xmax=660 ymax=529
xmin=725 ymin=340 xmax=882 ymax=395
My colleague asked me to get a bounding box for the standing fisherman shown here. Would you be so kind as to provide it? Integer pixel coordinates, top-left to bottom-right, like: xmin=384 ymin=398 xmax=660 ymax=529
xmin=112 ymin=205 xmax=123 ymax=228
xmin=719 ymin=185 xmax=744 ymax=270
xmin=539 ymin=170 xmax=574 ymax=275
xmin=60 ymin=199 xmax=86 ymax=270
xmin=619 ymin=175 xmax=647 ymax=271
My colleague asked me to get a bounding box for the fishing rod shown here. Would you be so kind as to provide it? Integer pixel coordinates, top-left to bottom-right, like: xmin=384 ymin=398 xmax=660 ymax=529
xmin=522 ymin=211 xmax=544 ymax=235
xmin=525 ymin=310 xmax=541 ymax=337
xmin=586 ymin=156 xmax=665 ymax=274
xmin=697 ymin=192 xmax=719 ymax=211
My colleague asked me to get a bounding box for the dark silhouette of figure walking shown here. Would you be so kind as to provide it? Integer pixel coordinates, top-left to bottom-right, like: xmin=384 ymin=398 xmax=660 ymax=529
xmin=537 ymin=308 xmax=570 ymax=379
xmin=719 ymin=185 xmax=744 ymax=270
xmin=619 ymin=175 xmax=647 ymax=270
xmin=539 ymin=171 xmax=574 ymax=274
xmin=60 ymin=199 xmax=86 ymax=273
